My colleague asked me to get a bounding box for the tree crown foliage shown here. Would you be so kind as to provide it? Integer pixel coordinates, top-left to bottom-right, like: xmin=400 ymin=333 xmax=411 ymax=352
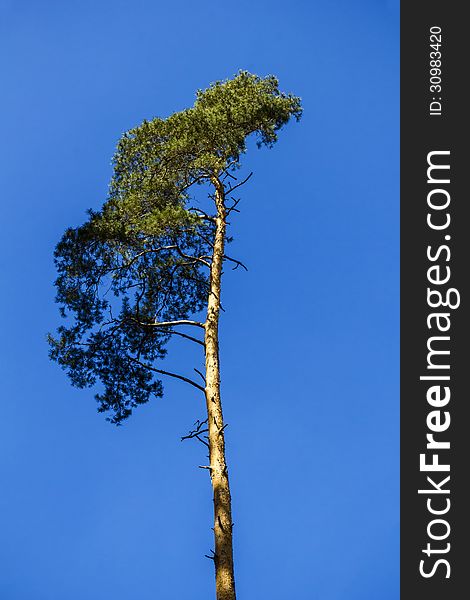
xmin=49 ymin=71 xmax=302 ymax=423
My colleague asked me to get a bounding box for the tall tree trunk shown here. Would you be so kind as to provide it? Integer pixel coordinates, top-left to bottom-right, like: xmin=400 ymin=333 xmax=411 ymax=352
xmin=204 ymin=176 xmax=236 ymax=600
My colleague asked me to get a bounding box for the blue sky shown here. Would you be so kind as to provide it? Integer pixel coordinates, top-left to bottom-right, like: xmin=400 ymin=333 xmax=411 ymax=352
xmin=0 ymin=1 xmax=399 ymax=598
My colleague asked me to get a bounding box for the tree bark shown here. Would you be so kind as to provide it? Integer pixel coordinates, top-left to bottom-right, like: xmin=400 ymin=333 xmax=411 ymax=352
xmin=204 ymin=176 xmax=236 ymax=600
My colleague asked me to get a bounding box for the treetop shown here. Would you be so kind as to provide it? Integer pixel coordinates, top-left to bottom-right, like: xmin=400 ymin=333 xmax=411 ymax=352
xmin=49 ymin=71 xmax=302 ymax=423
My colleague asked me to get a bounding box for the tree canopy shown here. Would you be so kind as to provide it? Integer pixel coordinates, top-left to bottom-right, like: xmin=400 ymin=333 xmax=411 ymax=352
xmin=48 ymin=71 xmax=302 ymax=424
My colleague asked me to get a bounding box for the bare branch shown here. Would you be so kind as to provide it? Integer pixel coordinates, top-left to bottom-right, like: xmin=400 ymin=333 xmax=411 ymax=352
xmin=181 ymin=417 xmax=210 ymax=448
xmin=181 ymin=418 xmax=209 ymax=446
xmin=129 ymin=357 xmax=205 ymax=392
xmin=133 ymin=322 xmax=205 ymax=346
xmin=218 ymin=423 xmax=228 ymax=436
xmin=225 ymin=172 xmax=253 ymax=194
xmin=149 ymin=319 xmax=205 ymax=329
xmin=193 ymin=368 xmax=206 ymax=384
xmin=115 ymin=317 xmax=206 ymax=347
xmin=161 ymin=329 xmax=205 ymax=346
xmin=225 ymin=197 xmax=241 ymax=216
xmin=182 ymin=433 xmax=209 ymax=448
xmin=223 ymin=255 xmax=248 ymax=271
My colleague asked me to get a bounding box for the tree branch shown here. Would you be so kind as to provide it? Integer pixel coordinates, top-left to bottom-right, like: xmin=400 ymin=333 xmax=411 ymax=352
xmin=225 ymin=197 xmax=241 ymax=217
xmin=188 ymin=207 xmax=217 ymax=222
xmin=133 ymin=322 xmax=205 ymax=346
xmin=162 ymin=329 xmax=205 ymax=346
xmin=148 ymin=319 xmax=205 ymax=329
xmin=129 ymin=357 xmax=206 ymax=392
xmin=225 ymin=172 xmax=253 ymax=194
xmin=119 ymin=245 xmax=178 ymax=271
xmin=181 ymin=418 xmax=209 ymax=447
xmin=223 ymin=255 xmax=248 ymax=271
xmin=193 ymin=368 xmax=206 ymax=383
xmin=205 ymin=549 xmax=217 ymax=561
xmin=174 ymin=245 xmax=212 ymax=269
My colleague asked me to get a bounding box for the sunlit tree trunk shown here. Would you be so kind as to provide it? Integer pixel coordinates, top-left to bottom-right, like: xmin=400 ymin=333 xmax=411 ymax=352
xmin=204 ymin=176 xmax=236 ymax=600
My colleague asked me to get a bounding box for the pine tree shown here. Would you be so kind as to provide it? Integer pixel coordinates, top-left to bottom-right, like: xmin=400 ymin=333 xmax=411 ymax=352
xmin=49 ymin=71 xmax=301 ymax=600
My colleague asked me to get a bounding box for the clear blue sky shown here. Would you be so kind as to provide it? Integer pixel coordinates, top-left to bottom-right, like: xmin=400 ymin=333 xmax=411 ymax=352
xmin=0 ymin=1 xmax=399 ymax=598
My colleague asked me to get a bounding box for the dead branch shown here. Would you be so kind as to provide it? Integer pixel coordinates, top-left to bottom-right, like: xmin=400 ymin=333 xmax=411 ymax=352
xmin=225 ymin=171 xmax=253 ymax=194
xmin=129 ymin=318 xmax=205 ymax=346
xmin=223 ymin=255 xmax=248 ymax=271
xmin=218 ymin=423 xmax=228 ymax=436
xmin=129 ymin=357 xmax=205 ymax=392
xmin=225 ymin=197 xmax=241 ymax=216
xmin=193 ymin=368 xmax=206 ymax=384
xmin=149 ymin=319 xmax=205 ymax=329
xmin=157 ymin=328 xmax=205 ymax=347
xmin=181 ymin=418 xmax=210 ymax=448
